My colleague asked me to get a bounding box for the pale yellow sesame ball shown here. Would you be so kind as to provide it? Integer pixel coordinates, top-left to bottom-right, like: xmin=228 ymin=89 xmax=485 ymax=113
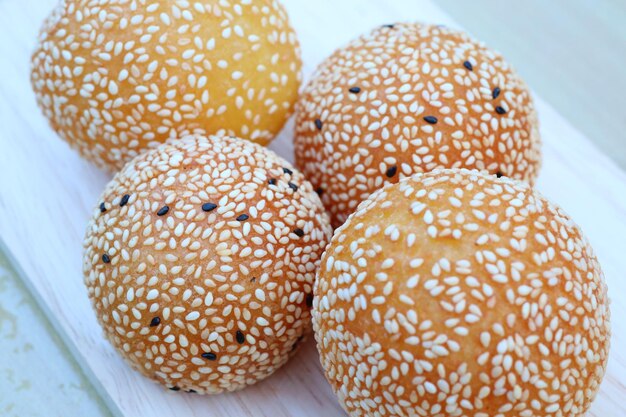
xmin=83 ymin=135 xmax=332 ymax=393
xmin=295 ymin=23 xmax=541 ymax=228
xmin=32 ymin=0 xmax=301 ymax=171
xmin=312 ymin=169 xmax=609 ymax=417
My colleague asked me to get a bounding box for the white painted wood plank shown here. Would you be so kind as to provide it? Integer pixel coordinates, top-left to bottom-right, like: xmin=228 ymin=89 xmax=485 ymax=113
xmin=1 ymin=0 xmax=625 ymax=416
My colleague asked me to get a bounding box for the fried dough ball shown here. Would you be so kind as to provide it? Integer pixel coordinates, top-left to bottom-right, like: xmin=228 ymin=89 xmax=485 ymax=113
xmin=313 ymin=169 xmax=609 ymax=417
xmin=32 ymin=0 xmax=301 ymax=171
xmin=295 ymin=23 xmax=541 ymax=227
xmin=83 ymin=135 xmax=332 ymax=393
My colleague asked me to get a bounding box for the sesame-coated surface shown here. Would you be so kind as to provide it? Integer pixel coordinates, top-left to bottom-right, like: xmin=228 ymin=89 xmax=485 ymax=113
xmin=83 ymin=135 xmax=332 ymax=393
xmin=295 ymin=23 xmax=541 ymax=228
xmin=32 ymin=0 xmax=301 ymax=172
xmin=312 ymin=169 xmax=609 ymax=417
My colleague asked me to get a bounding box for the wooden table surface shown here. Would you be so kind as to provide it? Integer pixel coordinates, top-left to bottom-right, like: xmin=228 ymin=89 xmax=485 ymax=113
xmin=1 ymin=0 xmax=625 ymax=416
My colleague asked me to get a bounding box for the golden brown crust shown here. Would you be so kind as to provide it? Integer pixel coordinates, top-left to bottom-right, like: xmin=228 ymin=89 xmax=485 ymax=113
xmin=312 ymin=169 xmax=609 ymax=417
xmin=294 ymin=23 xmax=541 ymax=228
xmin=83 ymin=135 xmax=332 ymax=393
xmin=32 ymin=0 xmax=301 ymax=171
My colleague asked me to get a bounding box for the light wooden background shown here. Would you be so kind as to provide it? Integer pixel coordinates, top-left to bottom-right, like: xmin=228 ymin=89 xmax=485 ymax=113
xmin=1 ymin=0 xmax=625 ymax=416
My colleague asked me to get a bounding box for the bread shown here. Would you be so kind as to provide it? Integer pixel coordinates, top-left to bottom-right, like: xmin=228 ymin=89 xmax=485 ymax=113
xmin=32 ymin=0 xmax=301 ymax=171
xmin=294 ymin=23 xmax=541 ymax=228
xmin=312 ymin=169 xmax=609 ymax=416
xmin=83 ymin=135 xmax=332 ymax=393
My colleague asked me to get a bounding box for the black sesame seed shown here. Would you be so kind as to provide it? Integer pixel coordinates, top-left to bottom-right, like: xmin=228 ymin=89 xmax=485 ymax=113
xmin=463 ymin=60 xmax=473 ymax=71
xmin=157 ymin=205 xmax=169 ymax=216
xmin=315 ymin=187 xmax=324 ymax=196
xmin=290 ymin=335 xmax=305 ymax=352
xmin=423 ymin=116 xmax=438 ymax=124
xmin=236 ymin=330 xmax=245 ymax=344
xmin=119 ymin=194 xmax=130 ymax=207
xmin=201 ymin=352 xmax=217 ymax=361
xmin=288 ymin=182 xmax=298 ymax=192
xmin=268 ymin=178 xmax=277 ymax=185
xmin=201 ymin=202 xmax=217 ymax=212
xmin=495 ymin=106 xmax=507 ymax=115
xmin=169 ymin=386 xmax=180 ymax=391
xmin=150 ymin=317 xmax=161 ymax=327
xmin=236 ymin=214 xmax=249 ymax=221
xmin=250 ymin=277 xmax=256 ymax=283
xmin=102 ymin=254 xmax=111 ymax=264
xmin=293 ymin=228 xmax=305 ymax=238
xmin=186 ymin=389 xmax=197 ymax=394
xmin=282 ymin=167 xmax=293 ymax=175
xmin=306 ymin=293 xmax=314 ymax=308
xmin=385 ymin=166 xmax=397 ymax=178
xmin=382 ymin=24 xmax=395 ymax=29
xmin=348 ymin=86 xmax=361 ymax=94
xmin=314 ymin=118 xmax=323 ymax=131
xmin=99 ymin=202 xmax=106 ymax=213
xmin=492 ymin=87 xmax=501 ymax=99
xmin=496 ymin=171 xmax=504 ymax=178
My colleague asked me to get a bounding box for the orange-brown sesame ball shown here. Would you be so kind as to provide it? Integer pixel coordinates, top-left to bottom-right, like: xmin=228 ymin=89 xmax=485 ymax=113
xmin=32 ymin=0 xmax=301 ymax=172
xmin=295 ymin=23 xmax=541 ymax=228
xmin=312 ymin=169 xmax=609 ymax=416
xmin=83 ymin=135 xmax=332 ymax=393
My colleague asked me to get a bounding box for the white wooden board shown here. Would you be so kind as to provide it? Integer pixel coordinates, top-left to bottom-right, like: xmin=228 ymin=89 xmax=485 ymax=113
xmin=1 ymin=0 xmax=626 ymax=416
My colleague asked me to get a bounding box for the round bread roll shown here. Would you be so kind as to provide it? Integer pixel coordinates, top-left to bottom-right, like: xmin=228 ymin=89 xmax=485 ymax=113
xmin=295 ymin=23 xmax=541 ymax=228
xmin=32 ymin=0 xmax=301 ymax=171
xmin=83 ymin=135 xmax=332 ymax=393
xmin=312 ymin=169 xmax=609 ymax=416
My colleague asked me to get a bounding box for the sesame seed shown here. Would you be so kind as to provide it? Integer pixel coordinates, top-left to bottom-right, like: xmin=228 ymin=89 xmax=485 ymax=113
xmin=496 ymin=171 xmax=503 ymax=178
xmin=236 ymin=214 xmax=249 ymax=221
xmin=201 ymin=202 xmax=217 ymax=212
xmin=157 ymin=205 xmax=169 ymax=216
xmin=201 ymin=352 xmax=217 ymax=361
xmin=282 ymin=167 xmax=293 ymax=175
xmin=268 ymin=178 xmax=277 ymax=185
xmin=495 ymin=106 xmax=507 ymax=115
xmin=314 ymin=118 xmax=323 ymax=130
xmin=385 ymin=166 xmax=397 ymax=178
xmin=119 ymin=194 xmax=130 ymax=207
xmin=169 ymin=386 xmax=180 ymax=391
xmin=348 ymin=86 xmax=361 ymax=94
xmin=423 ymin=116 xmax=438 ymax=124
xmin=492 ymin=87 xmax=501 ymax=99
xmin=290 ymin=335 xmax=304 ymax=352
xmin=293 ymin=228 xmax=305 ymax=237
xmin=315 ymin=187 xmax=324 ymax=196
xmin=463 ymin=60 xmax=473 ymax=71
xmin=149 ymin=317 xmax=161 ymax=327
xmin=306 ymin=293 xmax=313 ymax=308
xmin=102 ymin=254 xmax=111 ymax=263
xmin=382 ymin=24 xmax=395 ymax=29
xmin=236 ymin=330 xmax=245 ymax=344
xmin=288 ymin=182 xmax=298 ymax=192
xmin=99 ymin=202 xmax=106 ymax=213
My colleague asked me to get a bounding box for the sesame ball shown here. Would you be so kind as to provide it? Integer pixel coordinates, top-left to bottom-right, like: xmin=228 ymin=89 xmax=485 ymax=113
xmin=83 ymin=135 xmax=332 ymax=393
xmin=312 ymin=169 xmax=609 ymax=416
xmin=295 ymin=23 xmax=541 ymax=228
xmin=32 ymin=0 xmax=301 ymax=172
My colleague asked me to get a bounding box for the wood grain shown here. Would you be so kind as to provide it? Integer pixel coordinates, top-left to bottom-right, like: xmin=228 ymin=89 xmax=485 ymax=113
xmin=1 ymin=0 xmax=625 ymax=416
